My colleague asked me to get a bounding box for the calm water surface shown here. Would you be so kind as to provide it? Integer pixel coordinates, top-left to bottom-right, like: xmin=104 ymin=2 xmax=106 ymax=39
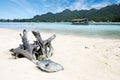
xmin=0 ymin=22 xmax=120 ymax=39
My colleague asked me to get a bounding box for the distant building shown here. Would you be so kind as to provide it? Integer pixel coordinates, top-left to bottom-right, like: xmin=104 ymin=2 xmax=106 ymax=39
xmin=71 ymin=18 xmax=89 ymax=25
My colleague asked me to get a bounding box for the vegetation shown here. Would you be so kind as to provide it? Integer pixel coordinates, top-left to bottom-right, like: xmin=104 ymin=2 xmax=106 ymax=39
xmin=0 ymin=4 xmax=120 ymax=22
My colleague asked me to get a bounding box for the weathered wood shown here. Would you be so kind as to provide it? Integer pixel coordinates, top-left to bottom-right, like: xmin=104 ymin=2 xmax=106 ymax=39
xmin=10 ymin=47 xmax=32 ymax=60
xmin=10 ymin=30 xmax=36 ymax=60
xmin=45 ymin=42 xmax=54 ymax=58
xmin=44 ymin=34 xmax=56 ymax=58
xmin=20 ymin=29 xmax=32 ymax=53
xmin=10 ymin=29 xmax=63 ymax=72
xmin=10 ymin=43 xmax=38 ymax=59
xmin=36 ymin=59 xmax=64 ymax=72
xmin=44 ymin=34 xmax=56 ymax=45
xmin=32 ymin=31 xmax=43 ymax=46
xmin=32 ymin=31 xmax=56 ymax=58
xmin=32 ymin=31 xmax=46 ymax=57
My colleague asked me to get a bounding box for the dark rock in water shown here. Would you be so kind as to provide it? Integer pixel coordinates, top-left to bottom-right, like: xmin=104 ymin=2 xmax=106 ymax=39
xmin=36 ymin=59 xmax=64 ymax=72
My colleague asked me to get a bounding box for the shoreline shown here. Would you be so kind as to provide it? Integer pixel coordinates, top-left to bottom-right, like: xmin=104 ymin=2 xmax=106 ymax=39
xmin=0 ymin=22 xmax=120 ymax=40
xmin=89 ymin=22 xmax=120 ymax=25
xmin=1 ymin=27 xmax=120 ymax=40
xmin=0 ymin=28 xmax=120 ymax=80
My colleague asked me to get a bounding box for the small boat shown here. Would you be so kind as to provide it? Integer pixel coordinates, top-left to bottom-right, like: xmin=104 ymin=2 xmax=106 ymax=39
xmin=71 ymin=18 xmax=89 ymax=25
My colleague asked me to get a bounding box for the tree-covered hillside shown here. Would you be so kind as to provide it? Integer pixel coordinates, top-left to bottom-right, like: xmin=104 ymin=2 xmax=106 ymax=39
xmin=32 ymin=4 xmax=120 ymax=22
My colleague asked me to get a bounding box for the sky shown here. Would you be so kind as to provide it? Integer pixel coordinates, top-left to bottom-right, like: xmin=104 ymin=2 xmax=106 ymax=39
xmin=0 ymin=0 xmax=120 ymax=19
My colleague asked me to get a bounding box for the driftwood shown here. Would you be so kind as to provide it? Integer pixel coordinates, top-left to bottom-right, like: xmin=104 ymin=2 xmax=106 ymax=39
xmin=10 ymin=29 xmax=63 ymax=72
xmin=10 ymin=30 xmax=36 ymax=60
xmin=36 ymin=59 xmax=64 ymax=72
xmin=32 ymin=31 xmax=56 ymax=58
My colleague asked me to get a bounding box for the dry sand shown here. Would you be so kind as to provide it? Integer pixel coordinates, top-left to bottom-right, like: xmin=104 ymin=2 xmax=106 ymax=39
xmin=0 ymin=28 xmax=120 ymax=80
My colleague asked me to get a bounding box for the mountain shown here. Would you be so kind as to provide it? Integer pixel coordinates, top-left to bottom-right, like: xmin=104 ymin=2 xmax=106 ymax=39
xmin=1 ymin=4 xmax=120 ymax=22
xmin=32 ymin=4 xmax=120 ymax=22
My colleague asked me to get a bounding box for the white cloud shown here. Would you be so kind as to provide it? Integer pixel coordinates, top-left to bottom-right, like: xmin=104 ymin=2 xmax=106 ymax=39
xmin=116 ymin=0 xmax=120 ymax=4
xmin=54 ymin=0 xmax=116 ymax=11
xmin=10 ymin=0 xmax=39 ymax=15
xmin=69 ymin=0 xmax=89 ymax=10
xmin=40 ymin=0 xmax=70 ymax=13
xmin=7 ymin=0 xmax=119 ymax=18
xmin=56 ymin=7 xmax=66 ymax=12
xmin=68 ymin=0 xmax=111 ymax=10
xmin=53 ymin=0 xmax=90 ymax=12
xmin=91 ymin=2 xmax=110 ymax=9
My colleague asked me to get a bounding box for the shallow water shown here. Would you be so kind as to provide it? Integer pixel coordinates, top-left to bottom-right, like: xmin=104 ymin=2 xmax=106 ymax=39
xmin=0 ymin=22 xmax=120 ymax=39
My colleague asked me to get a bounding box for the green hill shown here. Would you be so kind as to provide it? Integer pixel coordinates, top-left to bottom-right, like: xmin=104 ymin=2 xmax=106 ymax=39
xmin=32 ymin=4 xmax=120 ymax=22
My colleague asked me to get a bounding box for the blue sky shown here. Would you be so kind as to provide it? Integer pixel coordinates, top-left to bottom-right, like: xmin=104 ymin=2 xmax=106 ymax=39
xmin=0 ymin=0 xmax=120 ymax=19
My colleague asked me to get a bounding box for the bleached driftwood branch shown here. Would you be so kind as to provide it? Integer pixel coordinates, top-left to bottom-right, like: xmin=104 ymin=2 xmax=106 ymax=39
xmin=10 ymin=29 xmax=63 ymax=72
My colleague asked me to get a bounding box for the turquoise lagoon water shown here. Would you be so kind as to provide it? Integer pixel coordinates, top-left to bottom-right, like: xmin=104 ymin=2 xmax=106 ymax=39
xmin=0 ymin=22 xmax=120 ymax=39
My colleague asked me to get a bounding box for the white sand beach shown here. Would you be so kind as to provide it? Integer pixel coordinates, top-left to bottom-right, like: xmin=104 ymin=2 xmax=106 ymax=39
xmin=0 ymin=28 xmax=120 ymax=80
